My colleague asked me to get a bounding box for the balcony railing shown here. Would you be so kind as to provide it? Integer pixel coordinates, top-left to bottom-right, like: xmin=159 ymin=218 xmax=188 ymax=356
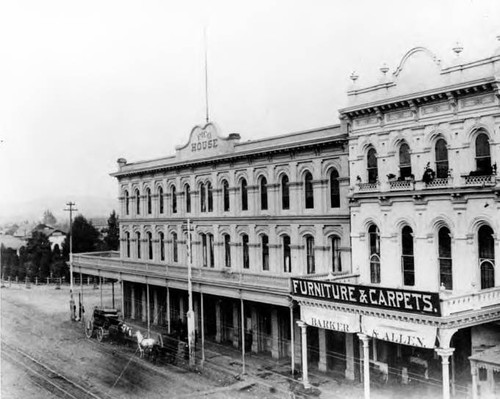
xmin=440 ymin=286 xmax=500 ymax=316
xmin=425 ymin=177 xmax=450 ymax=188
xmin=462 ymin=174 xmax=496 ymax=187
xmin=358 ymin=182 xmax=379 ymax=192
xmin=389 ymin=180 xmax=413 ymax=191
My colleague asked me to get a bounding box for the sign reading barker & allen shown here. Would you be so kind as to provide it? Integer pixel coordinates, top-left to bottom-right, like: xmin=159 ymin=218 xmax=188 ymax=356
xmin=291 ymin=278 xmax=441 ymax=316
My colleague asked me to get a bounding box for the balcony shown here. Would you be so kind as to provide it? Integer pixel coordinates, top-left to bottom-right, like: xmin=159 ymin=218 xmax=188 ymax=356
xmin=357 ymin=182 xmax=379 ymax=192
xmin=389 ymin=179 xmax=413 ymax=191
xmin=424 ymin=177 xmax=450 ymax=189
xmin=462 ymin=174 xmax=496 ymax=187
xmin=440 ymin=286 xmax=500 ymax=316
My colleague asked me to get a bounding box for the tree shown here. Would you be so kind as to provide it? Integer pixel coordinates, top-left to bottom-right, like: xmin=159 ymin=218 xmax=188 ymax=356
xmin=42 ymin=210 xmax=57 ymax=226
xmin=104 ymin=210 xmax=119 ymax=251
xmin=24 ymin=231 xmax=52 ymax=279
xmin=63 ymin=215 xmax=102 ymax=257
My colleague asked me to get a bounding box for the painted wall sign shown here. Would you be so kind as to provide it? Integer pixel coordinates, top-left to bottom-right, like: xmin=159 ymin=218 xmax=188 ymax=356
xmin=191 ymin=129 xmax=218 ymax=153
xmin=362 ymin=316 xmax=437 ymax=348
xmin=291 ymin=278 xmax=441 ymax=316
xmin=301 ymin=306 xmax=360 ymax=333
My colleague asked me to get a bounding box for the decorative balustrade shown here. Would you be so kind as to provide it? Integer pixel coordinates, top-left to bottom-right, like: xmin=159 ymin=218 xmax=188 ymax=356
xmin=440 ymin=286 xmax=500 ymax=316
xmin=357 ymin=182 xmax=379 ymax=192
xmin=389 ymin=179 xmax=413 ymax=191
xmin=463 ymin=174 xmax=496 ymax=187
xmin=425 ymin=177 xmax=450 ymax=188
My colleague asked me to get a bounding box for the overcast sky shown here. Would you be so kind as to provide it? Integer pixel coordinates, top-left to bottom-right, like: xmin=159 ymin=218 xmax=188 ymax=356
xmin=0 ymin=0 xmax=499 ymax=223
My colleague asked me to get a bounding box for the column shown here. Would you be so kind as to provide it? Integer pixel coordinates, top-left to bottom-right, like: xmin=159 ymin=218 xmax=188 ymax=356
xmin=297 ymin=321 xmax=310 ymax=389
xmin=232 ymin=302 xmax=239 ymax=348
xmin=166 ymin=286 xmax=171 ymax=333
xmin=153 ymin=288 xmax=159 ymax=325
xmin=141 ymin=286 xmax=147 ymax=323
xmin=435 ymin=347 xmax=455 ymax=399
xmin=289 ymin=305 xmax=295 ymax=375
xmin=318 ymin=329 xmax=327 ymax=372
xmin=130 ymin=285 xmax=136 ymax=319
xmin=215 ymin=300 xmax=222 ymax=343
xmin=251 ymin=306 xmax=259 ymax=353
xmin=194 ymin=297 xmax=200 ymax=335
xmin=345 ymin=333 xmax=355 ymax=380
xmin=470 ymin=361 xmax=478 ymax=399
xmin=271 ymin=309 xmax=279 ymax=359
xmin=358 ymin=333 xmax=371 ymax=399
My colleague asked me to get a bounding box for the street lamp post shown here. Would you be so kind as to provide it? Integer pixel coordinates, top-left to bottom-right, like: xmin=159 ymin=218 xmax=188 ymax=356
xmin=64 ymin=202 xmax=77 ymax=321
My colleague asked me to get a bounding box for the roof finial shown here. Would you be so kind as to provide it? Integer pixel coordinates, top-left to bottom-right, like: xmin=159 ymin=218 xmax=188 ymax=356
xmin=350 ymin=71 xmax=359 ymax=83
xmin=452 ymin=41 xmax=463 ymax=57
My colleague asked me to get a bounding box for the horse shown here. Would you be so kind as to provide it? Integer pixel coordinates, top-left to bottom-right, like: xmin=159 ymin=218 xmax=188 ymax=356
xmin=135 ymin=331 xmax=157 ymax=360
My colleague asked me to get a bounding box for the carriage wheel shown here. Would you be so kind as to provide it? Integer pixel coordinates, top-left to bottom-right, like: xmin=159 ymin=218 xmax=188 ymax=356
xmin=85 ymin=319 xmax=94 ymax=339
xmin=97 ymin=327 xmax=105 ymax=342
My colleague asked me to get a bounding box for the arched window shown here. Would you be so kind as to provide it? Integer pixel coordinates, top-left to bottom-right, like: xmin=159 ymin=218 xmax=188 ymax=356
xmin=207 ymin=182 xmax=213 ymax=212
xmin=304 ymin=172 xmax=314 ymax=209
xmin=476 ymin=133 xmax=492 ymax=174
xmin=135 ymin=189 xmax=141 ymax=215
xmin=330 ymin=168 xmax=340 ymax=208
xmin=367 ymin=148 xmax=378 ymax=184
xmin=158 ymin=187 xmax=164 ymax=214
xmin=402 ymin=226 xmax=415 ymax=286
xmin=125 ymin=232 xmax=130 ymax=257
xmin=330 ymin=236 xmax=342 ymax=273
xmin=242 ymin=235 xmax=249 ymax=269
xmin=147 ymin=232 xmax=153 ymax=260
xmin=283 ymin=235 xmax=291 ymax=273
xmin=438 ymin=226 xmax=452 ymax=290
xmin=241 ymin=179 xmax=248 ymax=211
xmin=224 ymin=234 xmax=231 ymax=267
xmin=281 ymin=175 xmax=290 ymax=210
xmin=435 ymin=139 xmax=449 ymax=178
xmin=399 ymin=143 xmax=412 ymax=179
xmin=172 ymin=232 xmax=178 ymax=263
xmin=260 ymin=177 xmax=268 ymax=210
xmin=159 ymin=232 xmax=165 ymax=261
xmin=222 ymin=180 xmax=230 ymax=212
xmin=306 ymin=235 xmax=315 ymax=274
xmin=171 ymin=186 xmax=177 ymax=214
xmin=200 ymin=182 xmax=206 ymax=212
xmin=369 ymin=225 xmax=380 ymax=283
xmin=146 ymin=188 xmax=152 ymax=214
xmin=200 ymin=233 xmax=207 ymax=267
xmin=207 ymin=233 xmax=214 ymax=267
xmin=479 ymin=225 xmax=495 ymax=289
xmin=136 ymin=232 xmax=141 ymax=259
xmin=185 ymin=184 xmax=191 ymax=213
xmin=124 ymin=190 xmax=130 ymax=215
xmin=261 ymin=234 xmax=269 ymax=271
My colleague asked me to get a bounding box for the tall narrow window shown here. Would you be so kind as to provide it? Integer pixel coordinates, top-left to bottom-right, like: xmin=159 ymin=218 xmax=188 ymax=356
xmin=159 ymin=232 xmax=165 ymax=261
xmin=281 ymin=175 xmax=290 ymax=210
xmin=435 ymin=139 xmax=449 ymax=178
xmin=261 ymin=235 xmax=269 ymax=271
xmin=369 ymin=225 xmax=380 ymax=283
xmin=283 ymin=235 xmax=291 ymax=273
xmin=479 ymin=225 xmax=495 ymax=289
xmin=125 ymin=190 xmax=130 ymax=215
xmin=402 ymin=226 xmax=415 ymax=286
xmin=304 ymin=172 xmax=314 ymax=209
xmin=476 ymin=133 xmax=492 ymax=174
xmin=330 ymin=236 xmax=342 ymax=273
xmin=242 ymin=235 xmax=249 ymax=269
xmin=223 ymin=180 xmax=230 ymax=212
xmin=172 ymin=232 xmax=178 ymax=262
xmin=136 ymin=232 xmax=141 ymax=259
xmin=146 ymin=188 xmax=152 ymax=214
xmin=200 ymin=183 xmax=206 ymax=212
xmin=207 ymin=182 xmax=213 ymax=212
xmin=207 ymin=233 xmax=214 ymax=268
xmin=438 ymin=226 xmax=452 ymax=290
xmin=135 ymin=189 xmax=141 ymax=215
xmin=171 ymin=186 xmax=177 ymax=214
xmin=201 ymin=234 xmax=207 ymax=267
xmin=367 ymin=148 xmax=378 ymax=184
xmin=185 ymin=184 xmax=191 ymax=213
xmin=399 ymin=143 xmax=412 ymax=179
xmin=126 ymin=232 xmax=130 ymax=257
xmin=330 ymin=168 xmax=340 ymax=208
xmin=306 ymin=235 xmax=315 ymax=274
xmin=224 ymin=234 xmax=231 ymax=267
xmin=147 ymin=232 xmax=153 ymax=260
xmin=241 ymin=179 xmax=248 ymax=211
xmin=158 ymin=187 xmax=164 ymax=214
xmin=260 ymin=177 xmax=268 ymax=210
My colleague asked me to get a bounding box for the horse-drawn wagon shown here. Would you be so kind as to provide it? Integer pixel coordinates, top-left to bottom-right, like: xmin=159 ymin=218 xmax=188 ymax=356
xmin=84 ymin=307 xmax=132 ymax=342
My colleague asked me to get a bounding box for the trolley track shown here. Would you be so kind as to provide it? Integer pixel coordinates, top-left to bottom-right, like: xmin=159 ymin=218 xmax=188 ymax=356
xmin=1 ymin=339 xmax=111 ymax=399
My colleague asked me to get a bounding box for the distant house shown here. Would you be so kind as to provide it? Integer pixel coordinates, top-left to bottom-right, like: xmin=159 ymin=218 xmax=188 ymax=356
xmin=31 ymin=223 xmax=67 ymax=251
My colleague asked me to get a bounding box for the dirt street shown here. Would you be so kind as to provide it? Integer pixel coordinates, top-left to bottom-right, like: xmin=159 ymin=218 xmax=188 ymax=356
xmin=1 ymin=283 xmax=278 ymax=399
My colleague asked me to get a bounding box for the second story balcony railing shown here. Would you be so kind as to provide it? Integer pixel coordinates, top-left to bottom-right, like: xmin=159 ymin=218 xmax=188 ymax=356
xmin=462 ymin=174 xmax=496 ymax=187
xmin=440 ymin=285 xmax=500 ymax=316
xmin=389 ymin=179 xmax=413 ymax=191
xmin=357 ymin=182 xmax=379 ymax=192
xmin=425 ymin=177 xmax=450 ymax=188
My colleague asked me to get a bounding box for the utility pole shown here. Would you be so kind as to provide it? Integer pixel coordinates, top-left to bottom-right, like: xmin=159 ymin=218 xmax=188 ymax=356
xmin=186 ymin=218 xmax=195 ymax=367
xmin=64 ymin=202 xmax=77 ymax=321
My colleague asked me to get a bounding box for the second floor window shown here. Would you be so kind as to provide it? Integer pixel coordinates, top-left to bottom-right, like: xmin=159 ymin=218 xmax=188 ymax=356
xmin=207 ymin=182 xmax=213 ymax=212
xmin=369 ymin=225 xmax=380 ymax=283
xmin=438 ymin=226 xmax=452 ymax=290
xmin=159 ymin=232 xmax=165 ymax=261
xmin=147 ymin=232 xmax=153 ymax=260
xmin=283 ymin=235 xmax=291 ymax=273
xmin=402 ymin=226 xmax=415 ymax=286
xmin=306 ymin=235 xmax=315 ymax=274
xmin=241 ymin=179 xmax=248 ymax=211
xmin=200 ymin=183 xmax=206 ymax=212
xmin=242 ymin=234 xmax=249 ymax=269
xmin=330 ymin=168 xmax=340 ymax=208
xmin=399 ymin=143 xmax=412 ymax=179
xmin=435 ymin=139 xmax=449 ymax=178
xmin=261 ymin=234 xmax=269 ymax=271
xmin=281 ymin=175 xmax=290 ymax=210
xmin=260 ymin=177 xmax=268 ymax=210
xmin=304 ymin=172 xmax=314 ymax=209
xmin=125 ymin=232 xmax=130 ymax=257
xmin=172 ymin=232 xmax=178 ymax=262
xmin=479 ymin=225 xmax=495 ymax=289
xmin=330 ymin=236 xmax=342 ymax=273
xmin=171 ymin=186 xmax=177 ymax=214
xmin=136 ymin=232 xmax=141 ymax=259
xmin=125 ymin=190 xmax=130 ymax=215
xmin=476 ymin=133 xmax=492 ymax=174
xmin=224 ymin=234 xmax=231 ymax=267
xmin=367 ymin=148 xmax=378 ymax=184
xmin=201 ymin=233 xmax=214 ymax=268
xmin=223 ymin=180 xmax=230 ymax=212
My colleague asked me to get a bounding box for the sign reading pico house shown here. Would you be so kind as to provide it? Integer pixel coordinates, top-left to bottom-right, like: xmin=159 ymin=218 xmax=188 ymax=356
xmin=176 ymin=123 xmax=240 ymax=161
xmin=291 ymin=278 xmax=441 ymax=316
